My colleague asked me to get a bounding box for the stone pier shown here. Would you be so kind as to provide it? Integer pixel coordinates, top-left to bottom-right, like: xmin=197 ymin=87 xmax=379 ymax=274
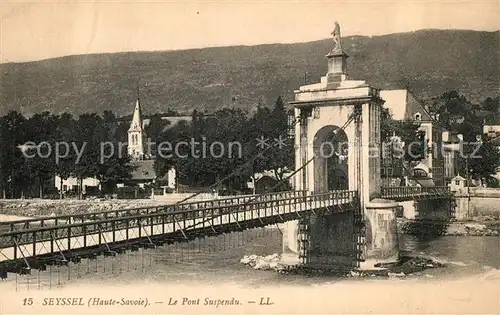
xmin=362 ymin=199 xmax=400 ymax=268
xmin=281 ymin=23 xmax=400 ymax=270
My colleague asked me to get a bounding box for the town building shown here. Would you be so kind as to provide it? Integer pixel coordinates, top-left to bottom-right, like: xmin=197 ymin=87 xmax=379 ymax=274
xmin=490 ymin=135 xmax=500 ymax=182
xmin=246 ymin=170 xmax=293 ymax=194
xmin=54 ymin=98 xmax=177 ymax=197
xmin=379 ymin=89 xmax=451 ymax=187
xmin=441 ymin=132 xmax=462 ymax=185
xmin=480 ymin=117 xmax=500 ymax=183
xmin=483 ymin=116 xmax=500 ymax=138
xmin=53 ymin=176 xmax=100 ymax=196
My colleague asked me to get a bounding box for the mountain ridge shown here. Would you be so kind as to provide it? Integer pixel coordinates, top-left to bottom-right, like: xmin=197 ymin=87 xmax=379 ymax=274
xmin=0 ymin=29 xmax=498 ymax=117
xmin=2 ymin=28 xmax=496 ymax=66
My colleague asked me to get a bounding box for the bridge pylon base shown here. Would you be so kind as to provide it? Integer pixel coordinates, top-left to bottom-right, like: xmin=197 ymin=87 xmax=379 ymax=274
xmin=282 ymin=211 xmax=359 ymax=270
xmin=281 ymin=198 xmax=401 ymax=271
xmin=360 ymin=198 xmax=400 ymax=269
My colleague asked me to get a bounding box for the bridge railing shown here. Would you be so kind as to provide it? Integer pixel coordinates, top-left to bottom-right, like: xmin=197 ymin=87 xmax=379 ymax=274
xmin=0 ymin=190 xmax=310 ymax=234
xmin=0 ymin=190 xmax=358 ymax=250
xmin=380 ymin=186 xmax=451 ymax=199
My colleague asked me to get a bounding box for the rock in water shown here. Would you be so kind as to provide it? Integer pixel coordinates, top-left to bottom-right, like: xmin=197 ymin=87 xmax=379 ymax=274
xmin=349 ymin=271 xmax=360 ymax=277
xmin=464 ymin=223 xmax=487 ymax=231
xmin=253 ymin=259 xmax=270 ymax=270
xmin=240 ymin=255 xmax=251 ymax=265
xmin=240 ymin=254 xmax=283 ymax=271
xmin=388 ymin=272 xmax=406 ymax=278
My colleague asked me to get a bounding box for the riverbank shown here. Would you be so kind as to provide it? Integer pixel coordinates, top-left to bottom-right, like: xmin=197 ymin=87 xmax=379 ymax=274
xmin=397 ymin=217 xmax=500 ymax=236
xmin=0 ymin=198 xmax=165 ymax=217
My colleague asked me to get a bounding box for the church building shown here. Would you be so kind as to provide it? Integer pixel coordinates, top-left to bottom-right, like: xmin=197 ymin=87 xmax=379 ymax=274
xmin=119 ymin=97 xmax=177 ymax=190
xmin=128 ymin=99 xmax=147 ymax=160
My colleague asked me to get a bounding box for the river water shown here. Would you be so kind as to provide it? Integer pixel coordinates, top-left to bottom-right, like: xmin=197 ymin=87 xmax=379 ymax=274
xmin=1 ymin=228 xmax=499 ymax=314
xmin=399 ymin=234 xmax=500 ymax=277
xmin=1 ymin=228 xmax=498 ymax=286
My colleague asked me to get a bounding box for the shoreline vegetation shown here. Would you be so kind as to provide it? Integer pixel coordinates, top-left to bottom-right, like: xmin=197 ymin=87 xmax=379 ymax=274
xmin=397 ymin=217 xmax=500 ymax=237
xmin=0 ymin=199 xmax=165 ymax=217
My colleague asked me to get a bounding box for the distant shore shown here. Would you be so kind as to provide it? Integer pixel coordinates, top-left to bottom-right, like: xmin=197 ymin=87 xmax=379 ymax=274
xmin=397 ymin=217 xmax=500 ymax=236
xmin=0 ymin=198 xmax=167 ymax=218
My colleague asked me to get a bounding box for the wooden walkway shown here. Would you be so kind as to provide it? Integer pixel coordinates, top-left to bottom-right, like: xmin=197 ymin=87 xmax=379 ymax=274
xmin=0 ymin=190 xmax=358 ymax=271
xmin=0 ymin=185 xmax=452 ymax=273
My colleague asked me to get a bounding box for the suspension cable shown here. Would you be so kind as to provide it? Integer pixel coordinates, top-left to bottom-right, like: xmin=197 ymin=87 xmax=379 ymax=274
xmin=173 ymin=116 xmax=302 ymax=204
xmin=383 ymin=136 xmax=443 ymax=189
xmin=188 ymin=110 xmax=360 ymax=228
xmin=246 ymin=109 xmax=359 ymax=199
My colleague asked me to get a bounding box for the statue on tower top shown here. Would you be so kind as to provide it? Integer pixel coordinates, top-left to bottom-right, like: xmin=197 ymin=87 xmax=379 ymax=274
xmin=330 ymin=21 xmax=342 ymax=53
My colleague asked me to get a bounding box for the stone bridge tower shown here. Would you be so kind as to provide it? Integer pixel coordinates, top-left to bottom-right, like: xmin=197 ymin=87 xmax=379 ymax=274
xmin=282 ymin=23 xmax=400 ymax=269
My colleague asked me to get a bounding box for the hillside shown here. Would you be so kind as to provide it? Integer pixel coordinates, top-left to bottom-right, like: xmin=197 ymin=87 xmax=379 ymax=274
xmin=0 ymin=29 xmax=498 ymax=117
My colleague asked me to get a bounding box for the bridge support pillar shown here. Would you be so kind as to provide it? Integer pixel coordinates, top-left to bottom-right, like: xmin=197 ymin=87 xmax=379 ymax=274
xmin=281 ymin=220 xmax=301 ymax=265
xmin=282 ymin=199 xmax=401 ymax=270
xmin=361 ymin=199 xmax=400 ymax=269
xmin=281 ymin=212 xmax=357 ymax=269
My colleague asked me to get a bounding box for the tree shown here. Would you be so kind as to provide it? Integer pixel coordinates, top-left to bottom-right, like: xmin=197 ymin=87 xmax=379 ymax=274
xmin=203 ymin=108 xmax=249 ymax=192
xmin=380 ymin=107 xmax=426 ymax=184
xmin=15 ymin=155 xmax=37 ymax=198
xmin=457 ymin=136 xmax=500 ymax=185
xmin=246 ymin=105 xmax=273 ymax=187
xmin=97 ymin=152 xmax=132 ymax=194
xmin=145 ymin=114 xmax=170 ymax=157
xmin=381 ymin=107 xmax=426 ymax=163
xmin=53 ymin=113 xmax=76 ymax=199
xmin=432 ymin=90 xmax=481 ymax=141
xmin=72 ymin=113 xmax=106 ymax=199
xmin=0 ymin=111 xmax=27 ymax=198
xmin=102 ymin=110 xmax=116 ymax=123
xmin=25 ymin=112 xmax=59 ymax=198
xmin=152 ymin=98 xmax=293 ymax=193
xmin=429 ymin=91 xmax=500 ymax=185
xmin=243 ymin=97 xmax=294 ymax=191
xmin=482 ymin=96 xmax=499 ymax=113
xmin=266 ymin=97 xmax=294 ymax=184
xmin=155 ymin=119 xmax=191 ymax=186
xmin=98 ymin=111 xmax=135 ymax=194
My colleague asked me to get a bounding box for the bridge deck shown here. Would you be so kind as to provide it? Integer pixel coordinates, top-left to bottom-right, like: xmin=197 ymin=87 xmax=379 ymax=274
xmin=0 ymin=186 xmax=452 ymax=271
xmin=0 ymin=191 xmax=311 ymax=233
xmin=0 ymin=190 xmax=358 ymax=267
xmin=381 ymin=186 xmax=452 ymax=201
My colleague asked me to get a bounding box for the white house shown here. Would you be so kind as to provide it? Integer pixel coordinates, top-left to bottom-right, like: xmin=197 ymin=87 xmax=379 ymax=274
xmin=54 ymin=176 xmax=100 ymax=193
xmin=492 ymin=136 xmax=500 ymax=182
xmin=380 ymin=89 xmax=448 ymax=186
xmin=483 ymin=116 xmax=500 ymax=137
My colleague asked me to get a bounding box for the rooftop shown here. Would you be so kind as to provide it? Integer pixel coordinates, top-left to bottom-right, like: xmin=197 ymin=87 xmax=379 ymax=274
xmin=129 ymin=160 xmax=156 ymax=181
xmin=484 ymin=115 xmax=500 ymax=125
xmin=380 ymin=89 xmax=433 ymax=122
xmin=491 ymin=135 xmax=500 ymax=147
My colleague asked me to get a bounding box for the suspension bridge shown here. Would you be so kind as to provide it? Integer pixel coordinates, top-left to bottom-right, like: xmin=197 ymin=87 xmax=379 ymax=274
xmin=0 ymin=185 xmax=450 ymax=275
xmin=0 ymin=23 xmax=455 ymax=279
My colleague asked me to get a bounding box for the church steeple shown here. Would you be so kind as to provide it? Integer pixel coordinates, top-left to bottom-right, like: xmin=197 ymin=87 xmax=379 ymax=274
xmin=129 ymin=98 xmax=143 ymax=132
xmin=128 ymin=97 xmax=145 ymax=160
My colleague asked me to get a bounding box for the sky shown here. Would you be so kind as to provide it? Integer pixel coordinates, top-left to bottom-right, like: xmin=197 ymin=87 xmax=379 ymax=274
xmin=0 ymin=0 xmax=499 ymax=63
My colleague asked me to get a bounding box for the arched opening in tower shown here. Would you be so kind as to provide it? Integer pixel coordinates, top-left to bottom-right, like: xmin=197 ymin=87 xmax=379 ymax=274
xmin=313 ymin=125 xmax=349 ymax=193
